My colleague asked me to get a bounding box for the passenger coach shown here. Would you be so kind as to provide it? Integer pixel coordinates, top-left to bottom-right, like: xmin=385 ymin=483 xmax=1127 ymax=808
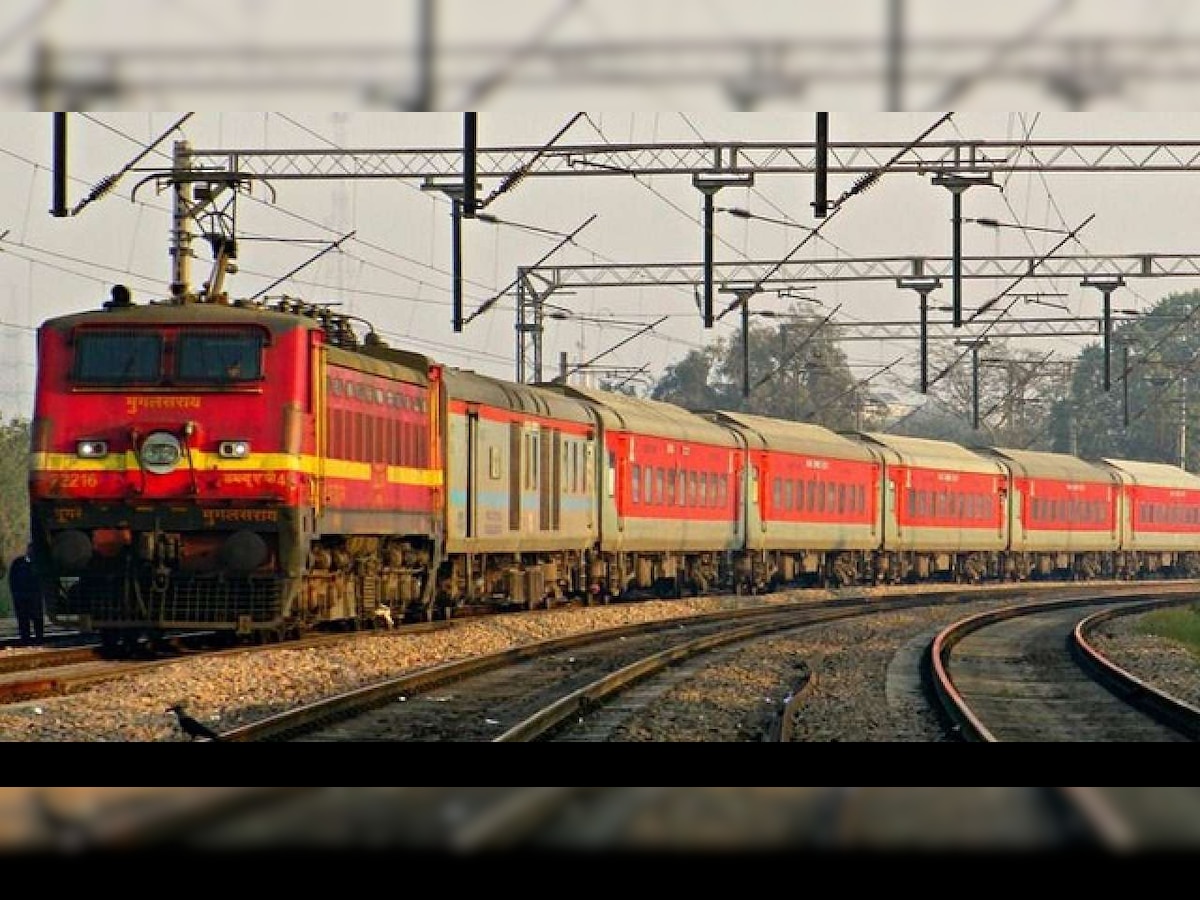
xmin=850 ymin=432 xmax=1008 ymax=583
xmin=440 ymin=369 xmax=598 ymax=613
xmin=979 ymin=446 xmax=1120 ymax=580
xmin=557 ymin=386 xmax=742 ymax=597
xmin=707 ymin=411 xmax=880 ymax=588
xmin=1103 ymin=457 xmax=1200 ymax=577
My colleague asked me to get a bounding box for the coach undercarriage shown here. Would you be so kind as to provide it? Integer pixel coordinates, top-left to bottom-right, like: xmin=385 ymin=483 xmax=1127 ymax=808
xmin=291 ymin=541 xmax=1165 ymax=623
xmin=49 ymin=526 xmax=1200 ymax=652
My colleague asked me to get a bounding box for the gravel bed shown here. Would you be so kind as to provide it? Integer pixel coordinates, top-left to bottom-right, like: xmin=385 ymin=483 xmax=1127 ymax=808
xmin=613 ymin=598 xmax=1200 ymax=742
xmin=1087 ymin=610 xmax=1200 ymax=708
xmin=612 ymin=599 xmax=1020 ymax=742
xmin=2 ymin=590 xmax=1197 ymax=742
xmin=0 ymin=596 xmax=776 ymax=742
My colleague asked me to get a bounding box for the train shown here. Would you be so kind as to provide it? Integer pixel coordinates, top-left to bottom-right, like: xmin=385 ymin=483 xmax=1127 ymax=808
xmin=26 ymin=285 xmax=1200 ymax=652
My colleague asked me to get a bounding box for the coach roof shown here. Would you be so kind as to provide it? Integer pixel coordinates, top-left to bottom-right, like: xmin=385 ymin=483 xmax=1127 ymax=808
xmin=705 ymin=410 xmax=875 ymax=461
xmin=1101 ymin=457 xmax=1200 ymax=490
xmin=444 ymin=369 xmax=594 ymax=424
xmin=849 ymin=431 xmax=1007 ymax=476
xmin=556 ymin=385 xmax=738 ymax=446
xmin=979 ymin=446 xmax=1119 ymax=484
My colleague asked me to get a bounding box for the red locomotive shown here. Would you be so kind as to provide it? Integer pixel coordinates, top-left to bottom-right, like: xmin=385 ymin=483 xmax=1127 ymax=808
xmin=27 ymin=286 xmax=1200 ymax=652
xmin=31 ymin=286 xmax=444 ymax=652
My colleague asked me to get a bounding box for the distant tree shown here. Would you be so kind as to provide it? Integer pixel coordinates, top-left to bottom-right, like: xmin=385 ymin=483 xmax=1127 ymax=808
xmin=914 ymin=338 xmax=1069 ymax=449
xmin=651 ymin=344 xmax=733 ymax=411
xmin=0 ymin=417 xmax=31 ymax=615
xmin=1058 ymin=290 xmax=1200 ymax=467
xmin=652 ymin=305 xmax=865 ymax=429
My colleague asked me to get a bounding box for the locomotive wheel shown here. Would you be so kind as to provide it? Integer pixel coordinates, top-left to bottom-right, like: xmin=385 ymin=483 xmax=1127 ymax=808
xmin=99 ymin=630 xmax=128 ymax=658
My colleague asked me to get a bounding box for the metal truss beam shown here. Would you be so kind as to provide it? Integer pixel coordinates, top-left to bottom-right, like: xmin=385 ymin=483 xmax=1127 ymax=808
xmin=822 ymin=316 xmax=1130 ymax=342
xmin=522 ymin=253 xmax=1200 ymax=291
xmin=151 ymin=140 xmax=1200 ymax=184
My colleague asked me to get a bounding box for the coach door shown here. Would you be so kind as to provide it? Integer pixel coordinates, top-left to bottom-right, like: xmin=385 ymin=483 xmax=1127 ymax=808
xmin=509 ymin=422 xmax=521 ymax=531
xmin=465 ymin=408 xmax=479 ymax=539
xmin=539 ymin=428 xmax=558 ymax=532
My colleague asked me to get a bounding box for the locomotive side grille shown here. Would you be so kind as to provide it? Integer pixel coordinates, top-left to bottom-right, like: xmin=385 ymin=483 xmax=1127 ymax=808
xmin=54 ymin=574 xmax=283 ymax=627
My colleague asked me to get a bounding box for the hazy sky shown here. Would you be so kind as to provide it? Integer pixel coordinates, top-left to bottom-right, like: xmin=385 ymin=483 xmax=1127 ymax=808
xmin=4 ymin=110 xmax=1200 ymax=423
xmin=7 ymin=1 xmax=1200 ymax=110
xmin=6 ymin=4 xmax=1200 ymax=418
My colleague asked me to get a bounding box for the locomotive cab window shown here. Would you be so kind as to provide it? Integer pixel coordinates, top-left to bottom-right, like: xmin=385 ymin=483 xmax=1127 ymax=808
xmin=73 ymin=330 xmax=163 ymax=384
xmin=176 ymin=331 xmax=264 ymax=383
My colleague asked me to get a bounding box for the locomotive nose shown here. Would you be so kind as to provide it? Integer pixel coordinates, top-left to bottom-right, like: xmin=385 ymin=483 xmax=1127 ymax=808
xmin=51 ymin=529 xmax=93 ymax=572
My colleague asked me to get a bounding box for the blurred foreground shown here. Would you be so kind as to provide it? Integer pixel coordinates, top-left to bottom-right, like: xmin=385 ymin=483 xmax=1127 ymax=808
xmin=1 ymin=787 xmax=1198 ymax=853
xmin=6 ymin=1 xmax=1200 ymax=110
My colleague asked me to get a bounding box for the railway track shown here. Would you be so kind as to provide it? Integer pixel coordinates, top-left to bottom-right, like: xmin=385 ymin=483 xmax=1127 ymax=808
xmin=4 ymin=584 xmax=1200 ymax=851
xmin=209 ymin=582 xmax=1194 ymax=744
xmin=219 ymin=597 xmax=880 ymax=742
xmin=930 ymin=589 xmax=1200 ymax=741
xmin=0 ymin=621 xmax=451 ymax=705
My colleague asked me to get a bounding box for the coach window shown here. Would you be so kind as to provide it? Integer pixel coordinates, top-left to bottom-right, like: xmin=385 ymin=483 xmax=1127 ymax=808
xmin=73 ymin=330 xmax=164 ymax=384
xmin=666 ymin=470 xmax=676 ymax=505
xmin=631 ymin=465 xmax=641 ymax=504
xmin=176 ymin=330 xmax=264 ymax=383
xmin=656 ymin=468 xmax=665 ymax=505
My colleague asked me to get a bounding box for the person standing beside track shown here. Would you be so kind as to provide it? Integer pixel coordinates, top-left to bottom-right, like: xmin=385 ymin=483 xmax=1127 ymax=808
xmin=8 ymin=543 xmax=45 ymax=645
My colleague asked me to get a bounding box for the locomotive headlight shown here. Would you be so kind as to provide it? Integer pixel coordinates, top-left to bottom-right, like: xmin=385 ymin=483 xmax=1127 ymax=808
xmin=218 ymin=440 xmax=251 ymax=459
xmin=139 ymin=431 xmax=182 ymax=474
xmin=76 ymin=439 xmax=108 ymax=459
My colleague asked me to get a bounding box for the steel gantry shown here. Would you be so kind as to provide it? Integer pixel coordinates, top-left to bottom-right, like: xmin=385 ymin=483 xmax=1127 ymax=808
xmin=57 ymin=120 xmax=1200 ymax=393
xmin=513 ymin=253 xmax=1200 ymax=386
xmin=160 ymin=138 xmax=1200 ymax=183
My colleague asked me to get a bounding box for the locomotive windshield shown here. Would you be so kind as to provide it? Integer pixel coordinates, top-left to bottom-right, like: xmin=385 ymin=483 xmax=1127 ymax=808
xmin=72 ymin=331 xmax=163 ymax=384
xmin=176 ymin=331 xmax=264 ymax=383
xmin=71 ymin=328 xmax=265 ymax=386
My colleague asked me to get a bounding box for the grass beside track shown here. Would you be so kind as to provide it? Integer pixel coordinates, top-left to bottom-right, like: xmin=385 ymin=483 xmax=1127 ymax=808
xmin=1136 ymin=604 xmax=1200 ymax=658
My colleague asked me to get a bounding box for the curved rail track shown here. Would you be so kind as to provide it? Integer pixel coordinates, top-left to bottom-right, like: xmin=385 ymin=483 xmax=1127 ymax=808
xmin=220 ymin=597 xmax=879 ymax=742
xmin=931 ymin=588 xmax=1200 ymax=741
xmin=214 ymin=583 xmax=1158 ymax=743
xmin=6 ymin=585 xmax=1200 ymax=851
